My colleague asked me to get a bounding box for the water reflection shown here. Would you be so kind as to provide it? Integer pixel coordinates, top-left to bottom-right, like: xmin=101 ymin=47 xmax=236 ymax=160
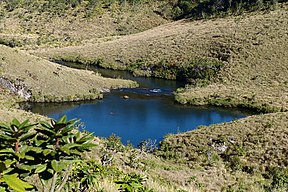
xmin=28 ymin=62 xmax=254 ymax=146
xmin=29 ymin=93 xmax=252 ymax=146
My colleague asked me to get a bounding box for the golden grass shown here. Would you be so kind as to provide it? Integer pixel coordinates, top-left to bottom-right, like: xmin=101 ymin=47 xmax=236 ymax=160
xmin=160 ymin=112 xmax=288 ymax=168
xmin=33 ymin=4 xmax=288 ymax=112
xmin=0 ymin=44 xmax=137 ymax=123
xmin=0 ymin=2 xmax=287 ymax=191
xmin=0 ymin=45 xmax=137 ymax=103
xmin=0 ymin=2 xmax=168 ymax=49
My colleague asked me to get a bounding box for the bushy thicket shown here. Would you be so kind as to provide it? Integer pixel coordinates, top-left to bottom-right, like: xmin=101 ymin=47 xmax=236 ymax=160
xmin=173 ymin=0 xmax=285 ymax=19
xmin=1 ymin=0 xmax=286 ymax=19
xmin=0 ymin=0 xmax=146 ymax=15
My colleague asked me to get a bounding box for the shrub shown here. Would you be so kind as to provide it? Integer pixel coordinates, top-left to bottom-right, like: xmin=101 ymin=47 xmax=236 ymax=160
xmin=115 ymin=173 xmax=153 ymax=192
xmin=264 ymin=166 xmax=288 ymax=189
xmin=0 ymin=116 xmax=96 ymax=192
xmin=173 ymin=0 xmax=280 ymax=19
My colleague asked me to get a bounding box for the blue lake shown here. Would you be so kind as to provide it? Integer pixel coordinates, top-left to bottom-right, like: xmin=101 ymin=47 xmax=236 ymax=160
xmin=28 ymin=63 xmax=253 ymax=146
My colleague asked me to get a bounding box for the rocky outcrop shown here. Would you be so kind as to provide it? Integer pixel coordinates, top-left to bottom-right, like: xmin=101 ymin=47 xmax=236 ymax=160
xmin=0 ymin=77 xmax=32 ymax=100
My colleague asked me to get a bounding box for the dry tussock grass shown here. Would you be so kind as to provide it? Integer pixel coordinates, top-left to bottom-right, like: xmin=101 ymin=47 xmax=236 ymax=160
xmin=34 ymin=4 xmax=288 ymax=112
xmin=162 ymin=112 xmax=288 ymax=168
xmin=0 ymin=45 xmax=137 ymax=102
xmin=0 ymin=2 xmax=168 ymax=49
xmin=0 ymin=3 xmax=287 ymax=191
xmin=0 ymin=44 xmax=136 ymax=123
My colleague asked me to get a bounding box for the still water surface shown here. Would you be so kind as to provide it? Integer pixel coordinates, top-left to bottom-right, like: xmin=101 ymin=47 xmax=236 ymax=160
xmin=29 ymin=63 xmax=252 ymax=146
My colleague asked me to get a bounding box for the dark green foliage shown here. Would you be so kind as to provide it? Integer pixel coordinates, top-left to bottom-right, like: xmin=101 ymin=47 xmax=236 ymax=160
xmin=173 ymin=0 xmax=282 ymax=19
xmin=177 ymin=57 xmax=224 ymax=83
xmin=0 ymin=0 xmax=147 ymax=14
xmin=115 ymin=173 xmax=153 ymax=192
xmin=0 ymin=116 xmax=96 ymax=192
xmin=0 ymin=37 xmax=22 ymax=48
xmin=0 ymin=119 xmax=36 ymax=191
xmin=264 ymin=166 xmax=288 ymax=189
xmin=65 ymin=160 xmax=104 ymax=191
xmin=105 ymin=133 xmax=124 ymax=152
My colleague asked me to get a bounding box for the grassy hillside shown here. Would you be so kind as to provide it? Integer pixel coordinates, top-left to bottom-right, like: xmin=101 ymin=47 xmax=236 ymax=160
xmin=155 ymin=112 xmax=288 ymax=191
xmin=0 ymin=1 xmax=287 ymax=191
xmin=0 ymin=44 xmax=137 ymax=124
xmin=0 ymin=86 xmax=45 ymax=122
xmin=33 ymin=3 xmax=288 ymax=112
xmin=0 ymin=45 xmax=137 ymax=102
xmin=0 ymin=0 xmax=169 ymax=49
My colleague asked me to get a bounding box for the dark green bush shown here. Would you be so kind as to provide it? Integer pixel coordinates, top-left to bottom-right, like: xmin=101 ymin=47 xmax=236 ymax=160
xmin=173 ymin=0 xmax=281 ymax=19
xmin=0 ymin=116 xmax=96 ymax=192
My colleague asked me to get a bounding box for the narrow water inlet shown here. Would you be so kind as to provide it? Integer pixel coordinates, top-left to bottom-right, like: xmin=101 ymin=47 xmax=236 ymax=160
xmin=26 ymin=62 xmax=255 ymax=146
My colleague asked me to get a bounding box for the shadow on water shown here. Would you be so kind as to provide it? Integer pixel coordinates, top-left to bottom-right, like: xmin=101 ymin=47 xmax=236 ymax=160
xmin=27 ymin=62 xmax=256 ymax=146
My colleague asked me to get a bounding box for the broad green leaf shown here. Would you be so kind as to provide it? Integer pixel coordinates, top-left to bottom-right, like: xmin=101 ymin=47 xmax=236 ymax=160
xmin=51 ymin=160 xmax=65 ymax=173
xmin=78 ymin=143 xmax=97 ymax=151
xmin=3 ymin=173 xmax=34 ymax=192
xmin=40 ymin=121 xmax=52 ymax=129
xmin=24 ymin=155 xmax=34 ymax=161
xmin=61 ymin=126 xmax=74 ymax=135
xmin=0 ymin=123 xmax=13 ymax=132
xmin=2 ymin=167 xmax=13 ymax=174
xmin=20 ymin=132 xmax=37 ymax=141
xmin=59 ymin=146 xmax=70 ymax=155
xmin=19 ymin=119 xmax=29 ymax=127
xmin=69 ymin=150 xmax=82 ymax=156
xmin=35 ymin=127 xmax=55 ymax=137
xmin=75 ymin=131 xmax=81 ymax=139
xmin=29 ymin=146 xmax=42 ymax=153
xmin=18 ymin=164 xmax=33 ymax=172
xmin=62 ymin=143 xmax=81 ymax=150
xmin=58 ymin=116 xmax=67 ymax=123
xmin=0 ymin=162 xmax=6 ymax=172
xmin=11 ymin=118 xmax=20 ymax=127
xmin=15 ymin=152 xmax=25 ymax=159
xmin=34 ymin=137 xmax=46 ymax=146
xmin=0 ymin=135 xmax=15 ymax=142
xmin=4 ymin=159 xmax=16 ymax=168
xmin=0 ymin=148 xmax=14 ymax=154
xmin=0 ymin=122 xmax=8 ymax=128
xmin=35 ymin=164 xmax=47 ymax=173
xmin=19 ymin=145 xmax=29 ymax=154
xmin=43 ymin=149 xmax=53 ymax=156
xmin=77 ymin=132 xmax=94 ymax=143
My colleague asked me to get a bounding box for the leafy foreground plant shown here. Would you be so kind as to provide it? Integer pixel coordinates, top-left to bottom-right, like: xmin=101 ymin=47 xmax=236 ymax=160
xmin=115 ymin=173 xmax=153 ymax=192
xmin=0 ymin=116 xmax=96 ymax=192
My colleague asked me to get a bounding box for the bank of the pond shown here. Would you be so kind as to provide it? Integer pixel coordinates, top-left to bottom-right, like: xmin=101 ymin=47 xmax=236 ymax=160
xmin=0 ymin=45 xmax=137 ymax=103
xmin=33 ymin=4 xmax=288 ymax=113
xmin=25 ymin=63 xmax=254 ymax=146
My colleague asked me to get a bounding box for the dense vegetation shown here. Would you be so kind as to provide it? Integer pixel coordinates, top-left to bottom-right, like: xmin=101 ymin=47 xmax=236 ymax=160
xmin=1 ymin=0 xmax=148 ymax=14
xmin=0 ymin=116 xmax=96 ymax=191
xmin=173 ymin=0 xmax=285 ymax=19
xmin=0 ymin=0 xmax=287 ymax=191
xmin=1 ymin=0 xmax=285 ymax=19
xmin=0 ymin=117 xmax=153 ymax=192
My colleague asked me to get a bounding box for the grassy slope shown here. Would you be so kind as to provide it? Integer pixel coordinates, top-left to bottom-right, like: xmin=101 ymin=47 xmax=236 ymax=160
xmin=33 ymin=4 xmax=288 ymax=112
xmin=27 ymin=5 xmax=288 ymax=191
xmin=0 ymin=2 xmax=168 ymax=49
xmin=0 ymin=44 xmax=136 ymax=123
xmin=0 ymin=2 xmax=287 ymax=191
xmin=0 ymin=45 xmax=137 ymax=102
xmin=158 ymin=112 xmax=288 ymax=168
xmin=0 ymin=87 xmax=45 ymax=122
